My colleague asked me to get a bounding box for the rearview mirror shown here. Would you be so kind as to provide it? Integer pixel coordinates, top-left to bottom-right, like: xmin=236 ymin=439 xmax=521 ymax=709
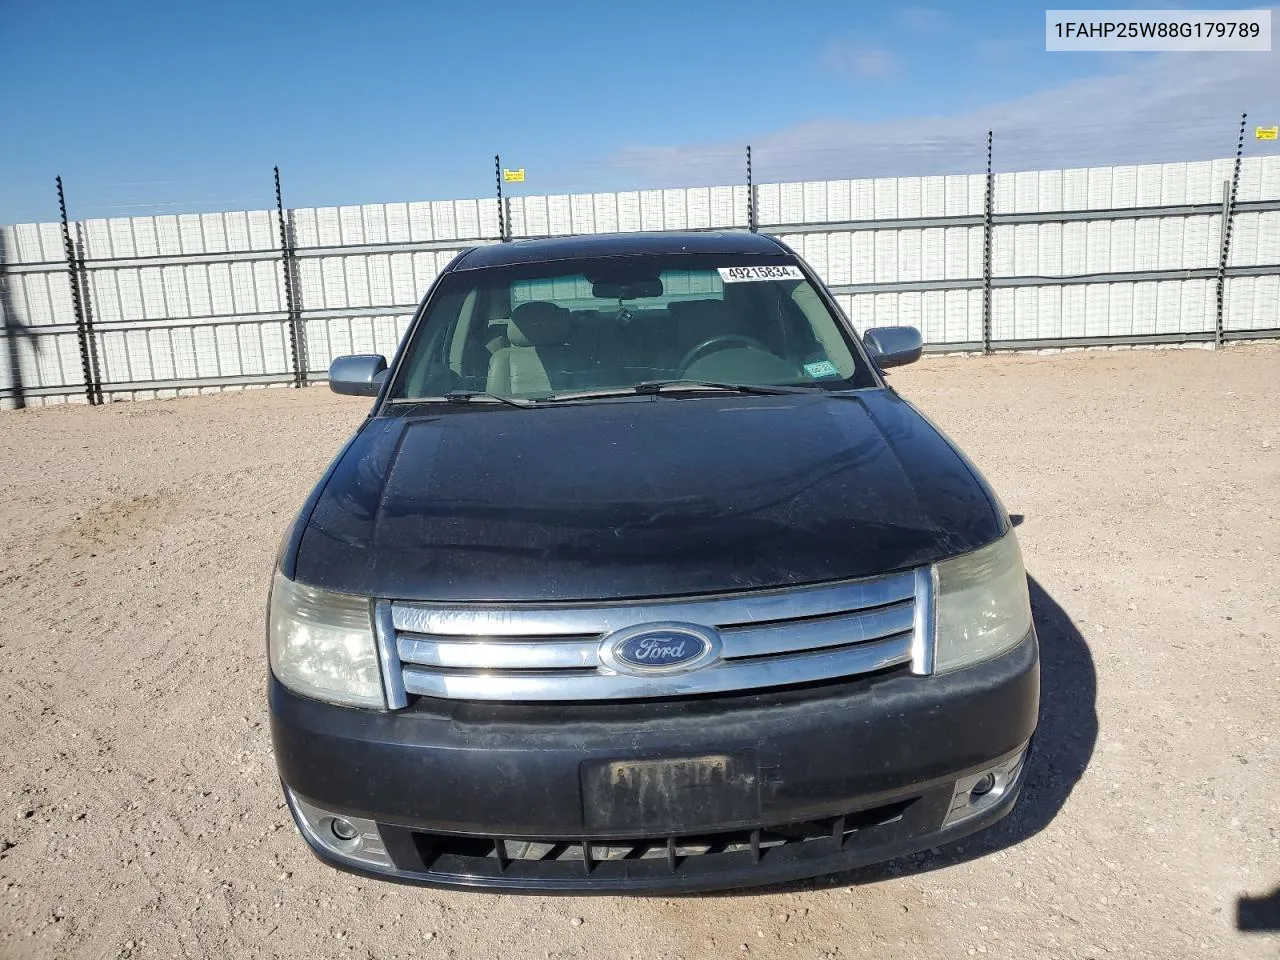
xmin=328 ymin=354 xmax=388 ymax=396
xmin=863 ymin=326 xmax=923 ymax=369
xmin=591 ymin=277 xmax=663 ymax=300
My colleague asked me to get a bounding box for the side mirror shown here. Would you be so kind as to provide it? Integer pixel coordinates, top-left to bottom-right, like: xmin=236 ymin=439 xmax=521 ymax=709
xmin=328 ymin=354 xmax=388 ymax=396
xmin=863 ymin=326 xmax=923 ymax=369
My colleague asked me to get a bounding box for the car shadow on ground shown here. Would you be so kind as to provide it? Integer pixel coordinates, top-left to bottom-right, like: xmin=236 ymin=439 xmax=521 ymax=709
xmin=1237 ymin=887 xmax=1280 ymax=932
xmin=704 ymin=572 xmax=1099 ymax=897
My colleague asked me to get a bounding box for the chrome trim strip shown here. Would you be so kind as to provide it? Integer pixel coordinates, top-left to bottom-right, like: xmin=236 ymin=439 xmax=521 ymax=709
xmin=719 ymin=601 xmax=914 ymax=660
xmin=400 ymin=631 xmax=913 ymax=701
xmin=910 ymin=566 xmax=937 ymax=676
xmin=398 ymin=635 xmax=600 ymax=671
xmin=391 ymin=571 xmax=916 ymax=638
xmin=395 ymin=601 xmax=914 ymax=671
xmin=373 ymin=599 xmax=409 ymax=710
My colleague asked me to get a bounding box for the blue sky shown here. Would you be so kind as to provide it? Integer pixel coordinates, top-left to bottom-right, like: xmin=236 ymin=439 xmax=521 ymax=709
xmin=1 ymin=0 xmax=1277 ymax=224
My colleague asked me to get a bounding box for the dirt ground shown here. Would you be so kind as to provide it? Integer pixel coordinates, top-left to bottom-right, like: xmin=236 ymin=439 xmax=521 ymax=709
xmin=0 ymin=344 xmax=1277 ymax=960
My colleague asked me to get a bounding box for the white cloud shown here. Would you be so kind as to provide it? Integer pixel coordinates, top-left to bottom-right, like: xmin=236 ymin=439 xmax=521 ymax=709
xmin=821 ymin=41 xmax=899 ymax=79
xmin=604 ymin=49 xmax=1280 ymax=186
xmin=895 ymin=6 xmax=949 ymax=34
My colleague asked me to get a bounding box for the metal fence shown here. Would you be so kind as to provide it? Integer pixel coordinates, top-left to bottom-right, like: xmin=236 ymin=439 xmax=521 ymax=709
xmin=3 ymin=134 xmax=1280 ymax=409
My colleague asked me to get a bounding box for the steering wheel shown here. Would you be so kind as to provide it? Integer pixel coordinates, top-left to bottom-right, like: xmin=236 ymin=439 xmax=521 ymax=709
xmin=677 ymin=335 xmax=771 ymax=373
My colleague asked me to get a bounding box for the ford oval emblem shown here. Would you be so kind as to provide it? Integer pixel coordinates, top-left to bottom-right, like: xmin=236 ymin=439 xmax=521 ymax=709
xmin=599 ymin=622 xmax=722 ymax=676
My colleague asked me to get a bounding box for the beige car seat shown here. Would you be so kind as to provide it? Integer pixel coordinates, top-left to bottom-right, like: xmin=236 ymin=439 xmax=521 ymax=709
xmin=486 ymin=301 xmax=575 ymax=396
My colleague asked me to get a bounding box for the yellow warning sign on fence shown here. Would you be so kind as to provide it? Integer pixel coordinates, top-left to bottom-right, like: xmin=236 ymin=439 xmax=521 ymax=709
xmin=503 ymin=168 xmax=526 ymax=182
xmin=1256 ymin=126 xmax=1277 ymax=140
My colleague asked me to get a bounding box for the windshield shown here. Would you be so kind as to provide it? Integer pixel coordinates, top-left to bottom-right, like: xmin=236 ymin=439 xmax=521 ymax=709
xmin=387 ymin=253 xmax=876 ymax=401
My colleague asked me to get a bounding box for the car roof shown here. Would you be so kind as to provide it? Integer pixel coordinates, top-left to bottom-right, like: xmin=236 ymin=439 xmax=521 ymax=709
xmin=452 ymin=230 xmax=787 ymax=270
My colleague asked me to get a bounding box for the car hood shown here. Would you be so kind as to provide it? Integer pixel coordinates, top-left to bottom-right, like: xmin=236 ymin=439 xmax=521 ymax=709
xmin=292 ymin=390 xmax=1004 ymax=602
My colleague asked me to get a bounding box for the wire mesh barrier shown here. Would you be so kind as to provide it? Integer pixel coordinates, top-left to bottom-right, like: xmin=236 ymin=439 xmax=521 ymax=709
xmin=2 ymin=135 xmax=1279 ymax=408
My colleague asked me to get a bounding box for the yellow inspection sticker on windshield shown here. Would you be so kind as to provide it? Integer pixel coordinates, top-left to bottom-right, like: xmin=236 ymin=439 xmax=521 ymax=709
xmin=718 ymin=265 xmax=804 ymax=283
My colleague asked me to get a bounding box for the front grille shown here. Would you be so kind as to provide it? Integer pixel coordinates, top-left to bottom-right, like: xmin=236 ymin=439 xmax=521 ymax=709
xmin=377 ymin=567 xmax=932 ymax=703
xmin=378 ymin=797 xmax=920 ymax=885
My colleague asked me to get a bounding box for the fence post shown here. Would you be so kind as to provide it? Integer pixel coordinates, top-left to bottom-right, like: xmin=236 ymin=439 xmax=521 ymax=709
xmin=495 ymin=155 xmax=509 ymax=242
xmin=746 ymin=145 xmax=757 ymax=232
xmin=982 ymin=131 xmax=994 ymax=354
xmin=274 ymin=166 xmax=306 ymax=386
xmin=1215 ymin=112 xmax=1247 ymax=349
xmin=56 ymin=176 xmax=100 ymax=405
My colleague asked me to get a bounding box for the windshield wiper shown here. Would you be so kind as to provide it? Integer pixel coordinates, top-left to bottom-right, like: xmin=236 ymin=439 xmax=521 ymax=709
xmin=531 ymin=380 xmax=852 ymax=404
xmin=444 ymin=390 xmax=535 ymax=408
xmin=385 ymin=391 xmax=534 ymax=409
xmin=633 ymin=379 xmax=824 ymax=396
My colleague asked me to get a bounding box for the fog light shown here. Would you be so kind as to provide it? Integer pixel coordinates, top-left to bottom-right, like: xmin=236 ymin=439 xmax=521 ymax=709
xmin=286 ymin=789 xmax=393 ymax=869
xmin=970 ymin=773 xmax=996 ymax=798
xmin=329 ymin=817 xmax=359 ymax=841
xmin=942 ymin=745 xmax=1028 ymax=828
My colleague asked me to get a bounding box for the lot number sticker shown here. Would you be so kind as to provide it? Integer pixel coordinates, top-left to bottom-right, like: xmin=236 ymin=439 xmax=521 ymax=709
xmin=718 ymin=265 xmax=804 ymax=283
xmin=803 ymin=360 xmax=841 ymax=379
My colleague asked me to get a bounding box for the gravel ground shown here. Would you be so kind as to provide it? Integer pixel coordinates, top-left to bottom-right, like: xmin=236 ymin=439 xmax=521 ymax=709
xmin=0 ymin=344 xmax=1277 ymax=960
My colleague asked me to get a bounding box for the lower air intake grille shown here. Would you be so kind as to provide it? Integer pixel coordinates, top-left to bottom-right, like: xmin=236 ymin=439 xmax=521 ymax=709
xmin=379 ymin=797 xmax=920 ymax=885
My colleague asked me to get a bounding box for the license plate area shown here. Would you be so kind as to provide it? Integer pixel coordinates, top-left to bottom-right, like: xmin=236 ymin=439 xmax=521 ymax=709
xmin=580 ymin=752 xmax=760 ymax=834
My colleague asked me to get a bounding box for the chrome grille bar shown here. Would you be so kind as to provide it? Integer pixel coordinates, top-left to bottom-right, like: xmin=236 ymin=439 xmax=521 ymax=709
xmin=397 ymin=635 xmax=600 ymax=671
xmin=395 ymin=599 xmax=914 ymax=673
xmin=399 ymin=631 xmax=914 ymax=701
xmin=384 ymin=568 xmax=927 ymax=702
xmin=390 ymin=570 xmax=916 ymax=638
xmin=718 ymin=600 xmax=913 ymax=660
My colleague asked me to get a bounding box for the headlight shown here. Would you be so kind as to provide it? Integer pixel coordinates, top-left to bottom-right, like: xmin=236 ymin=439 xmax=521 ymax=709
xmin=933 ymin=530 xmax=1032 ymax=673
xmin=268 ymin=570 xmax=386 ymax=709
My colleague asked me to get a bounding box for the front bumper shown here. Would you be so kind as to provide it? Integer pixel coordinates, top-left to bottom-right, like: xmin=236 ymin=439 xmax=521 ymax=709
xmin=270 ymin=629 xmax=1039 ymax=893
